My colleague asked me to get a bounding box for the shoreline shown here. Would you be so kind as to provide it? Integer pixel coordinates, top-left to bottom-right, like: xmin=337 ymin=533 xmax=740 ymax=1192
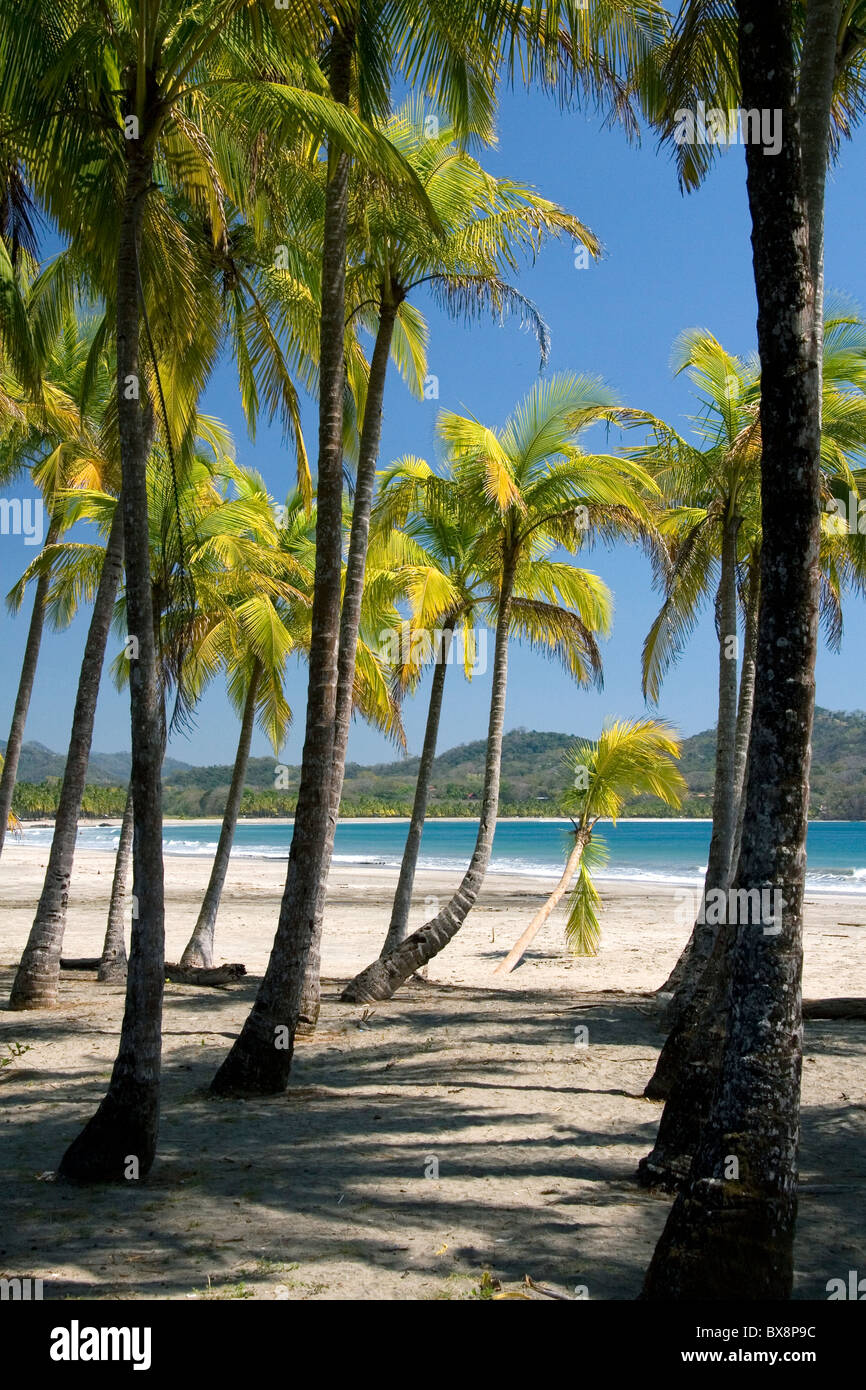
xmin=18 ymin=813 xmax=721 ymax=828
xmin=18 ymin=813 xmax=865 ymax=828
xmin=9 ymin=839 xmax=866 ymax=898
xmin=4 ymin=845 xmax=865 ymax=970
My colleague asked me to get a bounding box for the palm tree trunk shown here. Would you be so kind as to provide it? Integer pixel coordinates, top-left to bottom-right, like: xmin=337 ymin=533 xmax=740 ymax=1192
xmin=59 ymin=145 xmax=166 ymax=1181
xmin=0 ymin=519 xmax=60 ymax=859
xmin=295 ymin=296 xmax=399 ymax=1031
xmin=798 ymin=0 xmax=838 ymax=349
xmin=646 ymin=512 xmax=740 ymax=1064
xmin=379 ymin=619 xmax=454 ymax=957
xmin=180 ymin=662 xmax=261 ymax=970
xmin=341 ymin=551 xmax=518 ymax=1003
xmin=493 ymin=827 xmax=590 ymax=976
xmin=638 ymin=921 xmax=733 ymax=1191
xmin=98 ymin=785 xmax=133 ymax=983
xmin=730 ymin=560 xmax=760 ymax=870
xmin=709 ymin=510 xmax=742 ymax=889
xmin=210 ymin=25 xmax=354 ymax=1097
xmin=646 ymin=558 xmax=762 ymax=1107
xmin=9 ymin=501 xmax=125 ymax=1009
xmin=641 ymin=0 xmax=826 ymax=1298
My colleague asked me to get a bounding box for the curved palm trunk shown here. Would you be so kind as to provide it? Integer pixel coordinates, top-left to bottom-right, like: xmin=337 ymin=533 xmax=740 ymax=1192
xmin=647 ymin=512 xmax=740 ymax=1055
xmin=342 ymin=615 xmax=455 ymax=985
xmin=657 ymin=556 xmax=761 ymax=1011
xmin=341 ymin=553 xmax=518 ymax=1003
xmin=493 ymin=827 xmax=590 ymax=976
xmin=180 ymin=662 xmax=260 ymax=969
xmin=295 ymin=296 xmax=399 ymax=1031
xmin=638 ymin=922 xmax=733 ymax=1191
xmin=647 ymin=562 xmax=761 ymax=1105
xmin=98 ymin=785 xmax=133 ymax=983
xmin=378 ymin=619 xmax=454 ymax=958
xmin=0 ymin=519 xmax=60 ymax=860
xmin=210 ymin=28 xmax=354 ymax=1097
xmin=10 ymin=501 xmax=125 ymax=1008
xmin=59 ymin=145 xmax=166 ymax=1182
xmin=642 ymin=0 xmax=827 ymax=1298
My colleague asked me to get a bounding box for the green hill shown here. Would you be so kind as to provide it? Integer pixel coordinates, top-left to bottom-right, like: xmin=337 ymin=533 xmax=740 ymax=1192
xmin=8 ymin=706 xmax=866 ymax=820
xmin=1 ymin=740 xmax=193 ymax=785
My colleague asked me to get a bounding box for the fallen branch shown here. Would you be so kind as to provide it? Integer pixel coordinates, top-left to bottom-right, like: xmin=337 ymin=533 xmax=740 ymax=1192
xmin=60 ymin=958 xmax=101 ymax=971
xmin=164 ymin=963 xmax=246 ymax=987
xmin=803 ymin=997 xmax=866 ymax=1020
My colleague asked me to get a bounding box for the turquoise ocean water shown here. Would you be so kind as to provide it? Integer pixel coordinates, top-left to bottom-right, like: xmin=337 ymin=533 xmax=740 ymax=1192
xmin=21 ymin=817 xmax=866 ymax=894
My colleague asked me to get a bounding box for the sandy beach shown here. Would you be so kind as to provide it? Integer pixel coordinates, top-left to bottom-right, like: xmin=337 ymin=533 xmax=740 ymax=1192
xmin=2 ymin=842 xmax=865 ymax=1300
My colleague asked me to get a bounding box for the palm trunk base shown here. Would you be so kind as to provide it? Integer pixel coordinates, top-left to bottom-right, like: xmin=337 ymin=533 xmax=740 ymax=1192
xmin=58 ymin=1085 xmax=159 ymax=1183
xmin=97 ymin=953 xmax=128 ymax=984
xmin=8 ymin=985 xmax=59 ymax=1010
xmin=9 ymin=960 xmax=61 ymax=1010
xmin=210 ymin=1008 xmax=293 ymax=1096
xmin=341 ymin=957 xmax=399 ymax=1002
xmin=179 ymin=936 xmax=213 ymax=971
xmin=342 ymin=933 xmax=432 ymax=1001
xmin=343 ymin=902 xmax=461 ymax=1002
xmin=640 ymin=1179 xmax=796 ymax=1300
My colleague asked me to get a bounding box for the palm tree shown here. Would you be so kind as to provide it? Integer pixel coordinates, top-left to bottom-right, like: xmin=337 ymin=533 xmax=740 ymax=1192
xmin=353 ymin=452 xmax=640 ymax=968
xmin=209 ymin=0 xmax=673 ymax=1096
xmin=7 ymin=420 xmax=234 ymax=1010
xmin=10 ymin=444 xmax=290 ymax=1009
xmin=631 ymin=338 xmax=765 ymax=1047
xmin=9 ymin=500 xmax=126 ymax=1009
xmin=640 ymin=0 xmax=836 ymax=1301
xmin=638 ymin=313 xmax=866 ymax=1107
xmin=494 ymin=719 xmax=686 ymax=974
xmin=289 ymin=99 xmax=598 ymax=1028
xmin=98 ymin=786 xmax=133 ymax=983
xmin=0 ymin=301 xmax=111 ymax=857
xmin=364 ymin=459 xmax=495 ymax=956
xmin=637 ymin=333 xmax=761 ymax=895
xmin=342 ymin=374 xmax=656 ymax=1003
xmin=208 ymin=0 xmax=508 ymax=1096
xmin=178 ymin=485 xmax=315 ymax=970
xmin=3 ymin=0 xmax=450 ymax=1176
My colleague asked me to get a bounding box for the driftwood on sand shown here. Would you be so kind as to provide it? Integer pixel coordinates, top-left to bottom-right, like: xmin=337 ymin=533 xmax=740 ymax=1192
xmin=60 ymin=958 xmax=246 ymax=987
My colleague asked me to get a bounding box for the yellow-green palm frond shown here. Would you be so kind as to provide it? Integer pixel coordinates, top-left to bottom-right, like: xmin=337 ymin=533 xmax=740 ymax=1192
xmin=642 ymin=514 xmax=717 ymax=704
xmin=563 ymin=835 xmax=609 ymax=957
xmin=508 ymin=596 xmax=604 ymax=686
xmin=353 ymin=639 xmax=406 ymax=749
xmin=438 ymin=413 xmax=523 ymax=515
xmin=561 ymin=717 xmax=686 ymax=826
xmin=501 ymin=373 xmax=620 ymax=473
xmin=389 ymin=300 xmax=429 ymax=399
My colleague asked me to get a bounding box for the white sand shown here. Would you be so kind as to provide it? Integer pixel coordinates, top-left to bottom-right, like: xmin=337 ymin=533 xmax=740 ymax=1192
xmin=1 ymin=842 xmax=864 ymax=1300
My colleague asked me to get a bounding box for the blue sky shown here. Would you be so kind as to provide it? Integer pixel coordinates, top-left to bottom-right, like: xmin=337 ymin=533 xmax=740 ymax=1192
xmin=2 ymin=85 xmax=865 ymax=770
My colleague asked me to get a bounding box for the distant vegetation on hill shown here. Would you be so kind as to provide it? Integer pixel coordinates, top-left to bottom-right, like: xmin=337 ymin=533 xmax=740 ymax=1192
xmin=6 ymin=707 xmax=866 ymax=821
